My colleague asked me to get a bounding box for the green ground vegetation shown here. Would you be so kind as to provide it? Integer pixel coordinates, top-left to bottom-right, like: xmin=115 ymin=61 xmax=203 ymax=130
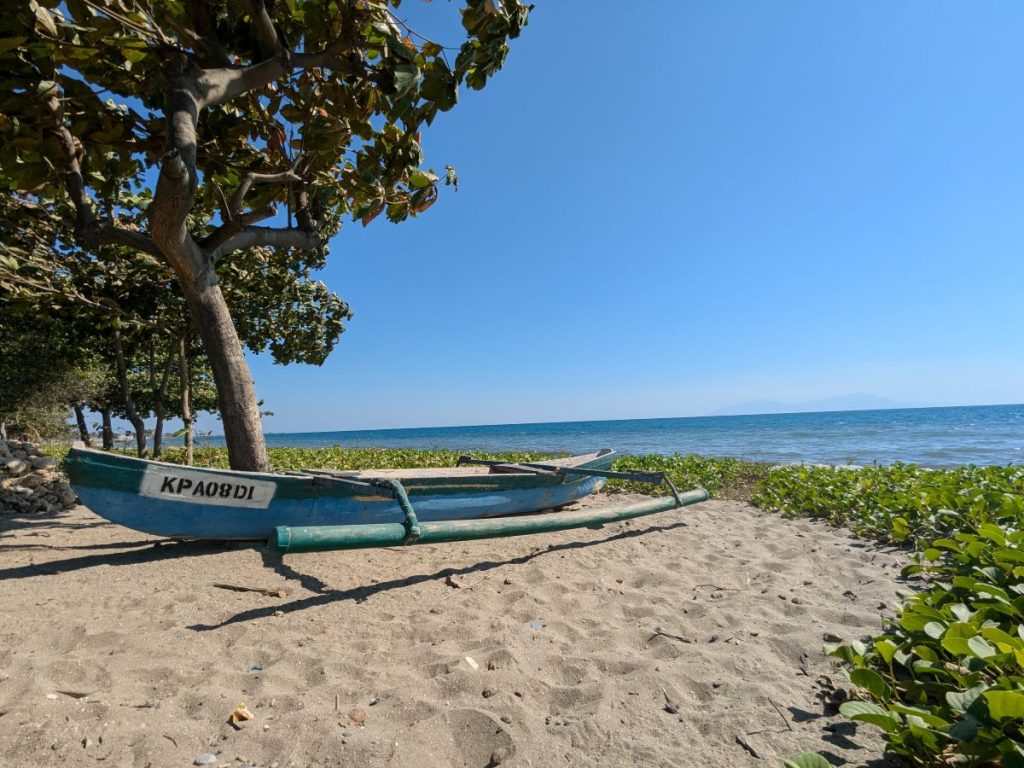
xmin=157 ymin=446 xmax=768 ymax=501
xmin=755 ymin=463 xmax=1024 ymax=767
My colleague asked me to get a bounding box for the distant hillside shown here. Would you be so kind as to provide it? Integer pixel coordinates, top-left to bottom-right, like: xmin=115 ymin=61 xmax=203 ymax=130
xmin=711 ymin=393 xmax=913 ymax=417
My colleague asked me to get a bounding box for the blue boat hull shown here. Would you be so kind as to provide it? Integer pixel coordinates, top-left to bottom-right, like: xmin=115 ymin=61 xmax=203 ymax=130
xmin=73 ymin=476 xmax=605 ymax=539
xmin=66 ymin=448 xmax=615 ymax=540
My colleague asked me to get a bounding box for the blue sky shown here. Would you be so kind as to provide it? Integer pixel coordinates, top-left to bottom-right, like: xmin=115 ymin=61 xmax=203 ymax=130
xmin=201 ymin=1 xmax=1024 ymax=433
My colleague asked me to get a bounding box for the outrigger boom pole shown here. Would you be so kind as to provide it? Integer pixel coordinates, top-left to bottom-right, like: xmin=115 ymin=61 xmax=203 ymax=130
xmin=271 ymin=487 xmax=709 ymax=555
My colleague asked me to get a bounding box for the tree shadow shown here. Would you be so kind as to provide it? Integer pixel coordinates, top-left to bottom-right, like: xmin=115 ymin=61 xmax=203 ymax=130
xmin=0 ymin=539 xmax=157 ymax=553
xmin=787 ymin=706 xmax=826 ymax=723
xmin=0 ymin=538 xmax=253 ymax=580
xmin=189 ymin=519 xmax=691 ymax=631
xmin=821 ymin=721 xmax=863 ymax=751
xmin=0 ymin=515 xmax=111 ymax=533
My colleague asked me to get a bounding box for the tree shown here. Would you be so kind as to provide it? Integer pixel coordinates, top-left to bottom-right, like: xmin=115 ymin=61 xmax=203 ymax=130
xmin=0 ymin=304 xmax=107 ymax=440
xmin=0 ymin=0 xmax=531 ymax=470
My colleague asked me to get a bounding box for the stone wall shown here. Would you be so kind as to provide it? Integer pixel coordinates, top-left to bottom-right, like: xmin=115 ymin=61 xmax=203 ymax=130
xmin=0 ymin=440 xmax=78 ymax=514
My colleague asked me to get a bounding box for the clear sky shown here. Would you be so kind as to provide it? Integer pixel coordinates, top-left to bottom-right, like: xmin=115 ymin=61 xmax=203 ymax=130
xmin=200 ymin=1 xmax=1024 ymax=434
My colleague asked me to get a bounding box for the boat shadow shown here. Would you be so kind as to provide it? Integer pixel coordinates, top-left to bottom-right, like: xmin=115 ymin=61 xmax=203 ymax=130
xmin=187 ymin=519 xmax=690 ymax=632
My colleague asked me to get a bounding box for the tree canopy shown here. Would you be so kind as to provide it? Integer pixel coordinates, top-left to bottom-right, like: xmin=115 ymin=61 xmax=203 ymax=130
xmin=0 ymin=0 xmax=531 ymax=469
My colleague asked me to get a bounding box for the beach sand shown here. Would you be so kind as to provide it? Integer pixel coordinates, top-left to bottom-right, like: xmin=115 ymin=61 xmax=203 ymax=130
xmin=0 ymin=496 xmax=906 ymax=767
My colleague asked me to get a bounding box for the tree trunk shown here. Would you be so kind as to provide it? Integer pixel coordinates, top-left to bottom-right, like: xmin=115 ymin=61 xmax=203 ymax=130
xmin=184 ymin=282 xmax=269 ymax=471
xmin=153 ymin=411 xmax=165 ymax=458
xmin=72 ymin=403 xmax=92 ymax=446
xmin=149 ymin=67 xmax=270 ymax=472
xmin=151 ymin=341 xmax=176 ymax=459
xmin=100 ymin=407 xmax=113 ymax=450
xmin=112 ymin=327 xmax=149 ymax=459
xmin=178 ymin=335 xmax=194 ymax=466
xmin=0 ymin=421 xmax=6 ymax=441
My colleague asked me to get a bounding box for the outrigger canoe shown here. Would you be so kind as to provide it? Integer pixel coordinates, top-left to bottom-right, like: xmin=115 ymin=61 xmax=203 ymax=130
xmin=65 ymin=446 xmax=709 ymax=553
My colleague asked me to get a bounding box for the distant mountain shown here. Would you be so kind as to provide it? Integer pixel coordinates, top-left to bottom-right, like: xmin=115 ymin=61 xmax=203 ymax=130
xmin=711 ymin=393 xmax=913 ymax=417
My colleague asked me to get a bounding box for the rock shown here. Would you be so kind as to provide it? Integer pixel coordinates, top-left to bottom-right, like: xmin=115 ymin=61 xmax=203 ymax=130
xmin=51 ymin=482 xmax=77 ymax=507
xmin=0 ymin=440 xmax=10 ymax=457
xmin=20 ymin=442 xmax=37 ymax=454
xmin=1 ymin=458 xmax=28 ymax=476
xmin=12 ymin=450 xmax=28 ymax=460
xmin=30 ymin=456 xmax=56 ymax=470
xmin=194 ymin=754 xmax=218 ymax=766
xmin=823 ymin=632 xmax=844 ymax=643
xmin=488 ymin=746 xmax=509 ymax=766
xmin=710 ymin=591 xmax=724 ymax=600
xmin=482 ymin=687 xmax=497 ymax=698
xmin=17 ymin=473 xmax=45 ymax=489
xmin=500 ymin=715 xmax=512 ymax=724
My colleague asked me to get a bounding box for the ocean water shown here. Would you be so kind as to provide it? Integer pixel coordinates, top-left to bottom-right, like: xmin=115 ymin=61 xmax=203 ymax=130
xmin=229 ymin=403 xmax=1024 ymax=467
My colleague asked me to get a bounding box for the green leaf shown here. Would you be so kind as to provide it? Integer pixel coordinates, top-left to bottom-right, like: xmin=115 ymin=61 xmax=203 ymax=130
xmin=839 ymin=700 xmax=901 ymax=732
xmin=874 ymin=639 xmax=898 ymax=664
xmin=391 ymin=63 xmax=420 ymax=100
xmin=849 ymin=667 xmax=892 ymax=702
xmin=888 ymin=703 xmax=950 ymax=728
xmin=0 ymin=36 xmax=26 ymax=54
xmin=35 ymin=80 xmax=58 ymax=99
xmin=782 ymin=754 xmax=832 ymax=768
xmin=946 ymin=684 xmax=987 ymax=714
xmin=984 ymin=690 xmax=1024 ymax=720
xmin=408 ymin=170 xmax=437 ymax=189
xmin=948 ymin=715 xmax=979 ymax=741
xmin=967 ymin=635 xmax=997 ymax=659
xmin=941 ymin=623 xmax=976 ymax=656
xmin=121 ymin=47 xmax=148 ymax=63
xmin=32 ymin=1 xmax=58 ymax=37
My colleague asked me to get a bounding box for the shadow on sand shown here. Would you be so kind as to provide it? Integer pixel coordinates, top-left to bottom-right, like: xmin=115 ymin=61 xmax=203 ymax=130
xmin=0 ymin=535 xmax=250 ymax=580
xmin=187 ymin=519 xmax=691 ymax=631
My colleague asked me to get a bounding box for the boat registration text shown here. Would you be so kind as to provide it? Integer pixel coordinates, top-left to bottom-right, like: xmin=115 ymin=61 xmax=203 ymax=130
xmin=139 ymin=466 xmax=277 ymax=509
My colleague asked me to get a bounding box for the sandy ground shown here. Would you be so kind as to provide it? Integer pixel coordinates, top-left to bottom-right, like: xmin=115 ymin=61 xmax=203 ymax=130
xmin=0 ymin=496 xmax=908 ymax=768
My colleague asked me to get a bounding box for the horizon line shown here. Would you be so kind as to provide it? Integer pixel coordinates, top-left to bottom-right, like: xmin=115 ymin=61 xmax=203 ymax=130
xmin=226 ymin=400 xmax=1024 ymax=440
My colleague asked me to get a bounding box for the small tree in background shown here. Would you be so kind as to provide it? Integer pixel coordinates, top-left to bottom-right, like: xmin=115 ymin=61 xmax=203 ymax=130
xmin=1 ymin=0 xmax=531 ymax=470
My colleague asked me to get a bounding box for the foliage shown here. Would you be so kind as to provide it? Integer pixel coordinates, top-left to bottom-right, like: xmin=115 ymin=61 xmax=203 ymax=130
xmin=755 ymin=462 xmax=1024 ymax=766
xmin=161 ymin=445 xmax=555 ymax=472
xmin=781 ymin=755 xmax=831 ymax=768
xmin=752 ymin=463 xmax=1024 ymax=545
xmin=0 ymin=303 xmax=107 ymax=438
xmin=0 ymin=0 xmax=533 ymax=469
xmin=608 ymin=453 xmax=769 ymax=501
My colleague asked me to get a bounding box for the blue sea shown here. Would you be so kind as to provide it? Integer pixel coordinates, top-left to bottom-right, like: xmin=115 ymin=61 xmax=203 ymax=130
xmin=228 ymin=403 xmax=1024 ymax=467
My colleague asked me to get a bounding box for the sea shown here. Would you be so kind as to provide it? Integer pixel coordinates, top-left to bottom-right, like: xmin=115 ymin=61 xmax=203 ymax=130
xmin=225 ymin=403 xmax=1024 ymax=467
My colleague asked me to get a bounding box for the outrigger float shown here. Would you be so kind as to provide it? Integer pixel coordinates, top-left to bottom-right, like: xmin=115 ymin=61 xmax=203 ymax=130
xmin=65 ymin=446 xmax=708 ymax=555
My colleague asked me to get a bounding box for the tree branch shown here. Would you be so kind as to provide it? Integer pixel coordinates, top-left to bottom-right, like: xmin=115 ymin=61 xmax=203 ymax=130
xmin=202 ymin=203 xmax=278 ymax=255
xmin=92 ymin=223 xmax=164 ymax=258
xmin=196 ymin=58 xmax=288 ymax=109
xmin=197 ymin=39 xmax=359 ymax=108
xmin=45 ymin=92 xmax=164 ymax=259
xmin=208 ymin=226 xmax=320 ymax=261
xmin=239 ymin=0 xmax=284 ymax=54
xmin=229 ymin=168 xmax=300 ymax=216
